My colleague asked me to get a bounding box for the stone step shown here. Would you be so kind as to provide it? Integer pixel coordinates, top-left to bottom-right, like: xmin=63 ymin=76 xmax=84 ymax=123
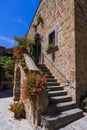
xmin=40 ymin=69 xmax=50 ymax=72
xmin=38 ymin=65 xmax=48 ymax=69
xmin=50 ymin=95 xmax=72 ymax=103
xmin=45 ymin=75 xmax=55 ymax=79
xmin=48 ymin=90 xmax=67 ymax=96
xmin=43 ymin=72 xmax=52 ymax=76
xmin=47 ymin=86 xmax=64 ymax=91
xmin=46 ymin=101 xmax=77 ymax=114
xmin=38 ymin=64 xmax=83 ymax=130
xmin=47 ymin=82 xmax=60 ymax=86
xmin=41 ymin=108 xmax=83 ymax=130
xmin=47 ymin=78 xmax=57 ymax=82
xmin=38 ymin=64 xmax=46 ymax=67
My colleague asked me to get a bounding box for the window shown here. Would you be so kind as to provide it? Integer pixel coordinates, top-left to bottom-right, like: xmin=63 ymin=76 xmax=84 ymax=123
xmin=49 ymin=30 xmax=55 ymax=46
xmin=47 ymin=27 xmax=58 ymax=54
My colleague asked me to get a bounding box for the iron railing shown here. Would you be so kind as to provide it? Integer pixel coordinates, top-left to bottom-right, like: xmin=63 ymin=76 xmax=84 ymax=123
xmin=41 ymin=47 xmax=74 ymax=88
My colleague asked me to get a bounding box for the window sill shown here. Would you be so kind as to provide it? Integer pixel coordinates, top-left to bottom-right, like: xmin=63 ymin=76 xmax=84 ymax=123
xmin=46 ymin=46 xmax=58 ymax=54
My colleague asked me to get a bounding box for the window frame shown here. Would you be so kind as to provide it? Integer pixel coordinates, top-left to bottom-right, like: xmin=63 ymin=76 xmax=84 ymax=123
xmin=47 ymin=26 xmax=58 ymax=47
xmin=46 ymin=26 xmax=58 ymax=54
xmin=48 ymin=30 xmax=55 ymax=46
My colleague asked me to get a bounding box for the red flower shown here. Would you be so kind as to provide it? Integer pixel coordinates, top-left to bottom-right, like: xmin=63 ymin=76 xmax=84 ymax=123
xmin=9 ymin=101 xmax=25 ymax=115
xmin=18 ymin=50 xmax=24 ymax=57
xmin=21 ymin=73 xmax=47 ymax=100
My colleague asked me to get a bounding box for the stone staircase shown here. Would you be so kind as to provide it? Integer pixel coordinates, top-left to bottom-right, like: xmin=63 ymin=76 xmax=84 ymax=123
xmin=38 ymin=64 xmax=83 ymax=130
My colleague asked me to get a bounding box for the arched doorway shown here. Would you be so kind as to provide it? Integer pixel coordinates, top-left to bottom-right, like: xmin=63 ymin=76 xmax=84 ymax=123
xmin=34 ymin=33 xmax=41 ymax=64
xmin=15 ymin=67 xmax=21 ymax=101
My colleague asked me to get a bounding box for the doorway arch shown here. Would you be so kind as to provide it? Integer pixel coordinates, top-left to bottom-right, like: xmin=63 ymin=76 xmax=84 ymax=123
xmin=34 ymin=33 xmax=41 ymax=64
xmin=15 ymin=67 xmax=21 ymax=101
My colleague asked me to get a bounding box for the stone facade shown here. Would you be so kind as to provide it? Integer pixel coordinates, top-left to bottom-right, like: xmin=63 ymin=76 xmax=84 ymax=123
xmin=75 ymin=0 xmax=87 ymax=104
xmin=0 ymin=46 xmax=13 ymax=56
xmin=27 ymin=0 xmax=87 ymax=105
xmin=27 ymin=0 xmax=76 ymax=101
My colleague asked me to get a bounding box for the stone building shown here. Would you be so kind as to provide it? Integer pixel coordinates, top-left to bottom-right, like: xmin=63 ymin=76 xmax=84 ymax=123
xmin=0 ymin=46 xmax=6 ymax=56
xmin=0 ymin=46 xmax=13 ymax=56
xmin=27 ymin=0 xmax=87 ymax=105
xmin=0 ymin=46 xmax=13 ymax=90
xmin=14 ymin=0 xmax=87 ymax=129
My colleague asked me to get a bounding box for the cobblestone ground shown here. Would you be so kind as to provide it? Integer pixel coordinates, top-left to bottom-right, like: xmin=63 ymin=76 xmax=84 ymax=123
xmin=1 ymin=89 xmax=87 ymax=130
xmin=58 ymin=114 xmax=87 ymax=130
xmin=0 ymin=89 xmax=33 ymax=130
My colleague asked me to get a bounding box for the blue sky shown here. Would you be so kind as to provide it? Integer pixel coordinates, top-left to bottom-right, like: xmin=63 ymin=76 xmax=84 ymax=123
xmin=0 ymin=0 xmax=40 ymax=48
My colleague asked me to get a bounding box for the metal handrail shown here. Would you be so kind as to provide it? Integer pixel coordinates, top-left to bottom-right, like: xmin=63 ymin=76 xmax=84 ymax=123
xmin=41 ymin=47 xmax=73 ymax=88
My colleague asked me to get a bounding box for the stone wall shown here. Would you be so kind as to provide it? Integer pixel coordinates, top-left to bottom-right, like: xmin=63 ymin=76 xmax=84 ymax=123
xmin=27 ymin=0 xmax=76 ymax=101
xmin=75 ymin=0 xmax=87 ymax=104
xmin=24 ymin=91 xmax=48 ymax=129
xmin=13 ymin=61 xmax=26 ymax=101
xmin=14 ymin=61 xmax=48 ymax=129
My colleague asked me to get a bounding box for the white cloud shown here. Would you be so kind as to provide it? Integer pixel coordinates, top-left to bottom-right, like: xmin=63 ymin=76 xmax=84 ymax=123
xmin=12 ymin=17 xmax=28 ymax=27
xmin=0 ymin=35 xmax=14 ymax=45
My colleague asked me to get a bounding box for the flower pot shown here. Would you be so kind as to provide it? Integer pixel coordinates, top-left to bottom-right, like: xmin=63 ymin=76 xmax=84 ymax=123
xmin=46 ymin=46 xmax=58 ymax=54
xmin=14 ymin=112 xmax=26 ymax=119
xmin=21 ymin=113 xmax=26 ymax=118
xmin=14 ymin=112 xmax=21 ymax=119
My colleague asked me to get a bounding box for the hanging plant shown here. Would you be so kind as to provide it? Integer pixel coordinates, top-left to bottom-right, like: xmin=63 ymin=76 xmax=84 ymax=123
xmin=37 ymin=15 xmax=43 ymax=25
xmin=33 ymin=24 xmax=37 ymax=29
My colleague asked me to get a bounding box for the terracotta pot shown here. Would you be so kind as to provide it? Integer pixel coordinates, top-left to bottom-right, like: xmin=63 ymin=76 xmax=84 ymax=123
xmin=14 ymin=112 xmax=21 ymax=119
xmin=21 ymin=113 xmax=26 ymax=118
xmin=14 ymin=112 xmax=26 ymax=119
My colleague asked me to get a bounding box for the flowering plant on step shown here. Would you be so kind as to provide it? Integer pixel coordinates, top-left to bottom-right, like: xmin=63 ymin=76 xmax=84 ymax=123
xmin=12 ymin=49 xmax=24 ymax=60
xmin=21 ymin=73 xmax=48 ymax=100
xmin=12 ymin=49 xmax=29 ymax=73
xmin=9 ymin=101 xmax=25 ymax=118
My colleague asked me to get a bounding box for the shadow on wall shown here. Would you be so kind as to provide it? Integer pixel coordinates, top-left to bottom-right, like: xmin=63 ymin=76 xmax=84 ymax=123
xmin=0 ymin=89 xmax=13 ymax=99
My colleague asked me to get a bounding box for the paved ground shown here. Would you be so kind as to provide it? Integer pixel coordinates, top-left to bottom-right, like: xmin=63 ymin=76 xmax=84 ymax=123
xmin=58 ymin=115 xmax=87 ymax=130
xmin=0 ymin=89 xmax=33 ymax=130
xmin=1 ymin=89 xmax=87 ymax=130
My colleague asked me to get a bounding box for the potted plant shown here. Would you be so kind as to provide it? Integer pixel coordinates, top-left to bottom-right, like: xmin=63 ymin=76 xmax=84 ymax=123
xmin=9 ymin=101 xmax=26 ymax=119
xmin=46 ymin=43 xmax=58 ymax=54
xmin=48 ymin=43 xmax=54 ymax=50
xmin=21 ymin=73 xmax=48 ymax=101
xmin=46 ymin=43 xmax=54 ymax=54
xmin=13 ymin=48 xmax=29 ymax=73
xmin=82 ymin=97 xmax=87 ymax=112
xmin=37 ymin=15 xmax=43 ymax=25
xmin=13 ymin=48 xmax=24 ymax=60
xmin=33 ymin=24 xmax=37 ymax=29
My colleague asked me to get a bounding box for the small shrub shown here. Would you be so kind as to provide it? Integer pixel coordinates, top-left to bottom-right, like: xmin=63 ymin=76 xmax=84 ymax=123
xmin=48 ymin=43 xmax=54 ymax=51
xmin=9 ymin=101 xmax=25 ymax=117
